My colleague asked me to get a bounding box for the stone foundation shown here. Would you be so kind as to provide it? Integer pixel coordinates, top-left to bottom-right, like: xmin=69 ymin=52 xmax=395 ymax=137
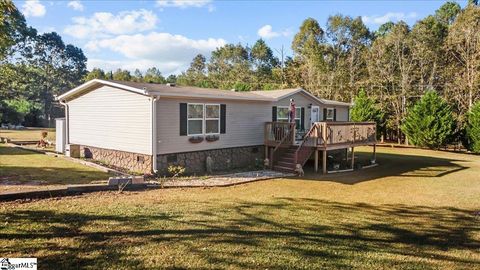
xmin=157 ymin=145 xmax=264 ymax=176
xmin=79 ymin=145 xmax=152 ymax=174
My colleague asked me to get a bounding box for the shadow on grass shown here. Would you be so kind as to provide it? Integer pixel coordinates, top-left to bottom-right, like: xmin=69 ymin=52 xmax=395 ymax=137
xmin=300 ymin=151 xmax=469 ymax=185
xmin=1 ymin=198 xmax=478 ymax=269
xmin=0 ymin=166 xmax=109 ymax=184
xmin=0 ymin=145 xmax=37 ymax=156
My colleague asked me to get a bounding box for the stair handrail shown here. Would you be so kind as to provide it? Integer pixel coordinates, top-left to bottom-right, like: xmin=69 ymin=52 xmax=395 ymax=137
xmin=294 ymin=123 xmax=319 ymax=167
xmin=270 ymin=122 xmax=295 ymax=168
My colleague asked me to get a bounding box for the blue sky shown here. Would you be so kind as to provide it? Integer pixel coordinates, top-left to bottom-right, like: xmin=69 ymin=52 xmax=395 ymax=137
xmin=15 ymin=0 xmax=468 ymax=75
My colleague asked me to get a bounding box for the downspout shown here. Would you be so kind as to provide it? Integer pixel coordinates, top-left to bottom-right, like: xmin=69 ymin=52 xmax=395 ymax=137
xmin=151 ymin=96 xmax=158 ymax=174
xmin=59 ymin=100 xmax=69 ymax=145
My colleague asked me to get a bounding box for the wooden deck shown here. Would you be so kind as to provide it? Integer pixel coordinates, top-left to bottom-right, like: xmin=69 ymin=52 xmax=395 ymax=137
xmin=265 ymin=121 xmax=377 ymax=150
xmin=265 ymin=121 xmax=377 ymax=174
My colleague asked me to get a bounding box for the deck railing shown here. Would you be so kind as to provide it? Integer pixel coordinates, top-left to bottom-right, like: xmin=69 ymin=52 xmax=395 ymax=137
xmin=294 ymin=123 xmax=320 ymax=166
xmin=265 ymin=122 xmax=295 ymax=146
xmin=265 ymin=121 xmax=376 ymax=148
xmin=319 ymin=121 xmax=376 ymax=147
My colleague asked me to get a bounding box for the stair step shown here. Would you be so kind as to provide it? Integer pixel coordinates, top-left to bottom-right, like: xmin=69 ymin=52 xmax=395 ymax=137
xmin=278 ymin=157 xmax=295 ymax=163
xmin=273 ymin=165 xmax=295 ymax=172
xmin=277 ymin=161 xmax=295 ymax=168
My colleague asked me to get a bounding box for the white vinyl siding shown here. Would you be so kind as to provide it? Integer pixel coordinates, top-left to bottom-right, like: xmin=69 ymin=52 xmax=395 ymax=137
xmin=157 ymin=98 xmax=270 ymax=154
xmin=275 ymin=91 xmax=350 ymax=126
xmin=68 ymin=85 xmax=152 ymax=155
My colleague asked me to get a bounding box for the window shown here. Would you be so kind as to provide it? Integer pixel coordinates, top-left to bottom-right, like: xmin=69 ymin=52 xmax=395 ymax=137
xmin=188 ymin=104 xmax=204 ymax=135
xmin=326 ymin=108 xmax=335 ymax=121
xmin=277 ymin=106 xmax=302 ymax=128
xmin=187 ymin=103 xmax=220 ymax=136
xmin=205 ymin=104 xmax=220 ymax=134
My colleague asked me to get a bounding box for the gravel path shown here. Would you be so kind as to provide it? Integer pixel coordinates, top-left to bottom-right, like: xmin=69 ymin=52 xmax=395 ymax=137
xmin=159 ymin=170 xmax=294 ymax=187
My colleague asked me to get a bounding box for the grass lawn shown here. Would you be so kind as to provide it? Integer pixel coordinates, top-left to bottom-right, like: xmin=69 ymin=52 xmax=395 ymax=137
xmin=1 ymin=147 xmax=479 ymax=269
xmin=0 ymin=144 xmax=111 ymax=186
xmin=0 ymin=128 xmax=56 ymax=142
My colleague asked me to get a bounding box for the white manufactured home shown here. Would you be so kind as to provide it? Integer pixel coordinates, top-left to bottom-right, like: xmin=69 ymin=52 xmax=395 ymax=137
xmin=56 ymin=79 xmax=376 ymax=175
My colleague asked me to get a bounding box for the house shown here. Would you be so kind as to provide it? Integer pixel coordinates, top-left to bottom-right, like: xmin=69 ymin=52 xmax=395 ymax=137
xmin=56 ymin=79 xmax=376 ymax=175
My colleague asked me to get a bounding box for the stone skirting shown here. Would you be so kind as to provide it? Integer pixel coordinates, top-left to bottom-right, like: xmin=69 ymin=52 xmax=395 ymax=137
xmin=79 ymin=145 xmax=152 ymax=174
xmin=157 ymin=145 xmax=265 ymax=176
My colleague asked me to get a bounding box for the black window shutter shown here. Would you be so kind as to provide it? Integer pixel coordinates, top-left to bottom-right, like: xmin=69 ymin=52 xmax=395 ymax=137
xmin=220 ymin=104 xmax=226 ymax=134
xmin=180 ymin=103 xmax=187 ymax=136
xmin=323 ymin=108 xmax=327 ymax=121
xmin=272 ymin=106 xmax=277 ymax=122
xmin=334 ymin=108 xmax=337 ymax=121
xmin=300 ymin=107 xmax=305 ymax=130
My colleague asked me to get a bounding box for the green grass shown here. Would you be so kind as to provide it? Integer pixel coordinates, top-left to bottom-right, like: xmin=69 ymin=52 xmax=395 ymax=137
xmin=1 ymin=146 xmax=479 ymax=269
xmin=0 ymin=144 xmax=111 ymax=185
xmin=0 ymin=128 xmax=56 ymax=142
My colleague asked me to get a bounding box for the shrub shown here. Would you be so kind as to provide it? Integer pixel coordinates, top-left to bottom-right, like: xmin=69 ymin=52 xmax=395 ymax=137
xmin=167 ymin=165 xmax=186 ymax=177
xmin=401 ymin=90 xmax=455 ymax=149
xmin=467 ymin=102 xmax=480 ymax=153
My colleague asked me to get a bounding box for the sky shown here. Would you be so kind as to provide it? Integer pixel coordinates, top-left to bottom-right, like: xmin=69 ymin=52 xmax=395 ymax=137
xmin=14 ymin=0 xmax=468 ymax=75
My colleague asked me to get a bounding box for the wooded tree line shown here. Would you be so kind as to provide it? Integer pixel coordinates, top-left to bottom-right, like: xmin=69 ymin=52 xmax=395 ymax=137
xmin=173 ymin=1 xmax=480 ymax=148
xmin=0 ymin=0 xmax=87 ymax=127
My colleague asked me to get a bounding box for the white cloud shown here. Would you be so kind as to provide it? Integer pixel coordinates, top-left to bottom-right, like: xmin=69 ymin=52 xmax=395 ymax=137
xmin=257 ymin=25 xmax=291 ymax=39
xmin=86 ymin=32 xmax=226 ymax=74
xmin=64 ymin=9 xmax=157 ymax=39
xmin=156 ymin=0 xmax=212 ymax=8
xmin=67 ymin=1 xmax=84 ymax=11
xmin=22 ymin=0 xmax=46 ymax=18
xmin=361 ymin=12 xmax=418 ymax=25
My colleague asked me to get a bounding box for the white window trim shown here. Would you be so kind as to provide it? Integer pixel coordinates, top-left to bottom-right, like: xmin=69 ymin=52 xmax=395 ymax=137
xmin=277 ymin=106 xmax=302 ymax=121
xmin=205 ymin=104 xmax=220 ymax=135
xmin=187 ymin=103 xmax=221 ymax=136
xmin=326 ymin=108 xmax=335 ymax=121
xmin=187 ymin=103 xmax=204 ymax=136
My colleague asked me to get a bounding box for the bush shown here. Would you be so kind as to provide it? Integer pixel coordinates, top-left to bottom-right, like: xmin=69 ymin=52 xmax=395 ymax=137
xmin=467 ymin=102 xmax=480 ymax=153
xmin=401 ymin=90 xmax=455 ymax=149
xmin=167 ymin=165 xmax=186 ymax=177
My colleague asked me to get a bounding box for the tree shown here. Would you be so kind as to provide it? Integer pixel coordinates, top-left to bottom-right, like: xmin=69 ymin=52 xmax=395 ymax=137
xmin=133 ymin=69 xmax=143 ymax=82
xmin=208 ymin=43 xmax=252 ymax=89
xmin=166 ymin=74 xmax=177 ymax=83
xmin=28 ymin=32 xmax=87 ymax=126
xmin=1 ymin=98 xmax=33 ymax=125
xmin=144 ymin=67 xmax=165 ymax=83
xmin=112 ymin=69 xmax=132 ymax=81
xmin=410 ymin=15 xmax=447 ymax=92
xmin=351 ymin=89 xmax=383 ymax=122
xmin=291 ymin=18 xmax=328 ymax=92
xmin=375 ymin=22 xmax=395 ymax=37
xmin=250 ymin=39 xmax=279 ymax=79
xmin=326 ymin=15 xmax=371 ymax=100
xmin=367 ymin=21 xmax=416 ymax=143
xmin=0 ymin=0 xmax=32 ymax=59
xmin=445 ymin=5 xmax=480 ymax=117
xmin=85 ymin=68 xmax=106 ymax=81
xmin=466 ymin=101 xmax=480 ymax=152
xmin=402 ymin=90 xmax=455 ymax=148
xmin=435 ymin=1 xmax=461 ymax=25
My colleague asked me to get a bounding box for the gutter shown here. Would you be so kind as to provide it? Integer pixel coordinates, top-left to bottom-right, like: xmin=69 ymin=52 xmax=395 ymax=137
xmin=59 ymin=100 xmax=69 ymax=145
xmin=151 ymin=95 xmax=159 ymax=174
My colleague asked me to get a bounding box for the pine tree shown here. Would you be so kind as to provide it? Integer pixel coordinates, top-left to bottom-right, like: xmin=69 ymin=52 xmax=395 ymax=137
xmin=401 ymin=90 xmax=455 ymax=149
xmin=467 ymin=102 xmax=480 ymax=152
xmin=350 ymin=89 xmax=382 ymax=122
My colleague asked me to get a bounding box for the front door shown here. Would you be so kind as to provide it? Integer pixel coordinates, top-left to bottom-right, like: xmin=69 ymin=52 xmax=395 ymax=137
xmin=311 ymin=106 xmax=320 ymax=127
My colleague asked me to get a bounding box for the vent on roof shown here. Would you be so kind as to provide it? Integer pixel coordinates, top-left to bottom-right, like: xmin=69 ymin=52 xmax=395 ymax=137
xmin=166 ymin=83 xmax=176 ymax=87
